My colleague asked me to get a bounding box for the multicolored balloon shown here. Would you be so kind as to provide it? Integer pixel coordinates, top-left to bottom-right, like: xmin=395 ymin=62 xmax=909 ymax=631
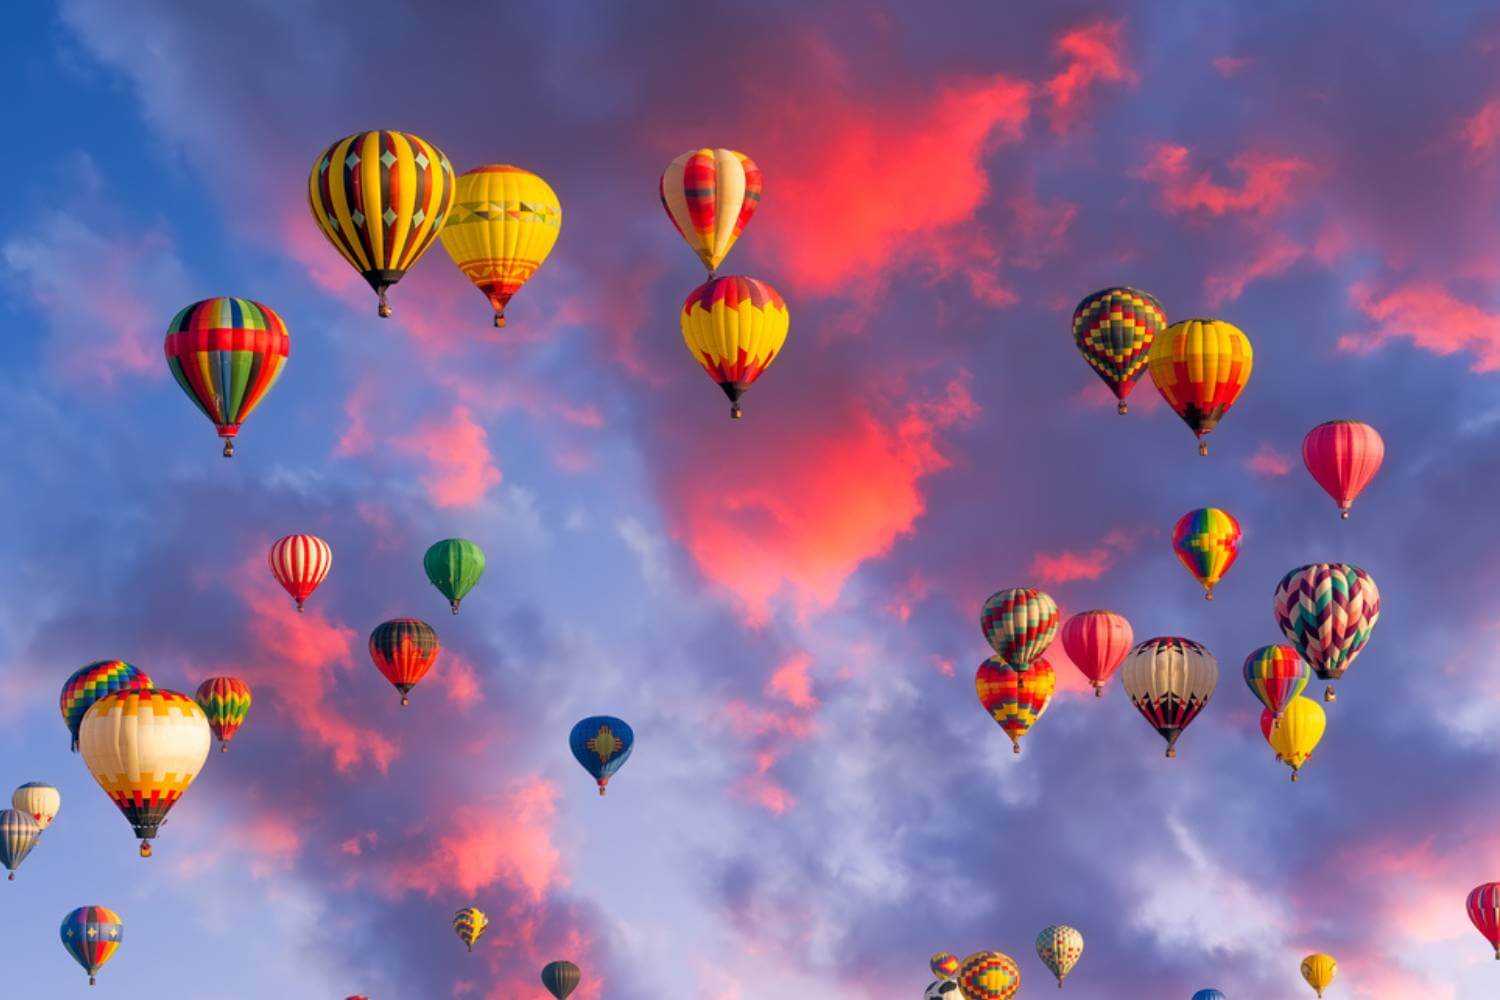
xmin=1072 ymin=286 xmax=1167 ymax=414
xmin=660 ymin=148 xmax=762 ymax=275
xmin=60 ymin=906 xmax=123 ymax=986
xmin=1260 ymin=696 xmax=1326 ymax=781
xmin=307 ymin=130 xmax=455 ymax=317
xmin=164 ymin=297 xmax=290 ymax=457
xmin=1059 ymin=610 xmax=1133 ymax=697
xmin=369 ymin=618 xmax=440 ymax=706
xmin=61 ymin=660 xmax=154 ymax=752
xmin=924 ymin=982 xmax=961 ymax=999
xmin=78 ymin=690 xmax=212 ymax=857
xmin=452 ymin=906 xmax=488 ymax=953
xmin=680 ymin=276 xmax=789 ymax=419
xmin=1300 ymin=953 xmax=1337 ymax=997
xmin=194 ymin=676 xmax=252 ymax=752
xmin=12 ymin=782 xmax=61 ymax=832
xmin=569 ymin=716 xmax=634 ymax=795
xmin=1192 ymin=991 xmax=1227 ymax=1000
xmin=542 ymin=959 xmax=581 ymax=999
xmin=1303 ymin=420 xmax=1384 ymax=519
xmin=1036 ymin=924 xmax=1084 ymax=988
xmin=980 ymin=588 xmax=1059 ymax=666
xmin=1466 ymin=882 xmax=1500 ymax=959
xmin=269 ymin=534 xmax=332 ymax=611
xmin=1120 ymin=637 xmax=1218 ymax=758
xmin=1273 ymin=563 xmax=1381 ymax=702
xmin=1171 ymin=507 xmax=1241 ymax=600
xmin=423 ymin=538 xmax=486 ymax=614
xmin=1242 ymin=645 xmax=1310 ymax=718
xmin=957 ymin=950 xmax=1021 ymax=1000
xmin=438 ymin=164 xmax=562 ymax=326
xmin=1148 ymin=318 xmax=1253 ymax=455
xmin=0 ymin=809 xmax=40 ymax=880
xmin=976 ymin=657 xmax=1056 ymax=754
xmin=930 ymin=951 xmax=961 ymax=980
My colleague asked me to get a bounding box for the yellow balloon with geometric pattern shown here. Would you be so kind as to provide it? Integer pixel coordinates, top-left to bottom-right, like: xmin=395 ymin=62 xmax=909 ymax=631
xmin=308 ymin=130 xmax=456 ymax=318
xmin=680 ymin=275 xmax=789 ymax=419
xmin=438 ymin=165 xmax=562 ymax=327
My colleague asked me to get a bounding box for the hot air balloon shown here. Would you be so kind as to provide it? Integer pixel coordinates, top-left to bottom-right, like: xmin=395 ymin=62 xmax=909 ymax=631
xmin=1261 ymin=697 xmax=1326 ymax=781
xmin=1273 ymin=563 xmax=1380 ymax=702
xmin=269 ymin=534 xmax=332 ymax=611
xmin=1072 ymin=286 xmax=1167 ymax=414
xmin=660 ymin=148 xmax=762 ymax=276
xmin=1171 ymin=507 xmax=1241 ymax=600
xmin=12 ymin=782 xmax=60 ymax=832
xmin=975 ymin=657 xmax=1055 ymax=754
xmin=981 ymin=588 xmax=1060 ymax=666
xmin=1120 ymin=637 xmax=1218 ymax=758
xmin=1059 ymin=609 xmax=1133 ymax=697
xmin=1192 ymin=991 xmax=1227 ymax=1000
xmin=542 ymin=960 xmax=581 ymax=999
xmin=570 ymin=716 xmax=634 ymax=795
xmin=1300 ymin=953 xmax=1337 ymax=997
xmin=307 ymin=130 xmax=455 ymax=318
xmin=61 ymin=661 xmax=153 ymax=752
xmin=452 ymin=907 xmax=488 ymax=953
xmin=438 ymin=164 xmax=561 ymax=327
xmin=1467 ymin=882 xmax=1500 ymax=959
xmin=78 ymin=690 xmax=212 ymax=857
xmin=164 ymin=297 xmax=291 ymax=457
xmin=1148 ymin=318 xmax=1253 ymax=455
xmin=1303 ymin=420 xmax=1384 ymax=519
xmin=0 ymin=809 xmax=40 ymax=880
xmin=1242 ymin=645 xmax=1310 ymax=718
xmin=680 ymin=275 xmax=789 ymax=419
xmin=1036 ymin=924 xmax=1084 ymax=988
xmin=61 ymin=906 xmax=122 ymax=986
xmin=195 ymin=677 xmax=252 ymax=752
xmin=930 ymin=952 xmax=961 ymax=980
xmin=925 ymin=983 xmax=961 ymax=999
xmin=957 ymin=950 xmax=1021 ymax=1000
xmin=369 ymin=618 xmax=440 ymax=706
xmin=423 ymin=538 xmax=486 ymax=614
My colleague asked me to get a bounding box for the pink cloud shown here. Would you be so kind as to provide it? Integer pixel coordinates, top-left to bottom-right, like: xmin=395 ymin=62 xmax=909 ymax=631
xmin=1205 ymin=232 xmax=1307 ymax=304
xmin=1342 ymin=280 xmax=1500 ymax=371
xmin=1213 ymin=55 xmax=1256 ymax=77
xmin=1031 ymin=548 xmax=1114 ymax=584
xmin=1137 ymin=143 xmax=1316 ymax=217
xmin=1245 ymin=442 xmax=1294 ymax=477
xmin=395 ymin=405 xmax=502 ymax=507
xmin=765 ymin=654 xmax=818 ymax=710
xmin=1462 ymin=96 xmax=1500 ymax=156
xmin=1046 ymin=20 xmax=1139 ymax=132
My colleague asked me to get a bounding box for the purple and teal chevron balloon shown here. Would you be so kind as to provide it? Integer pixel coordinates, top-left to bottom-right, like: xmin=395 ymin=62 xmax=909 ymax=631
xmin=1273 ymin=563 xmax=1380 ymax=702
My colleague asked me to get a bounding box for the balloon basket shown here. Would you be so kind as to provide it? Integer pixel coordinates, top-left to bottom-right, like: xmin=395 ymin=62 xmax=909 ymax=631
xmin=1116 ymin=401 xmax=1128 ymax=415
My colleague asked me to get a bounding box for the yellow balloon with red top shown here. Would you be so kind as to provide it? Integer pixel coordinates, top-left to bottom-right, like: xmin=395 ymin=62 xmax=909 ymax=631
xmin=438 ymin=164 xmax=562 ymax=327
xmin=680 ymin=275 xmax=789 ymax=419
xmin=1148 ymin=318 xmax=1253 ymax=455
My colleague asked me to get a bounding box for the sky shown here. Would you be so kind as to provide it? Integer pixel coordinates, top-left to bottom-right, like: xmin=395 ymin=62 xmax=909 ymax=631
xmin=0 ymin=1 xmax=1498 ymax=998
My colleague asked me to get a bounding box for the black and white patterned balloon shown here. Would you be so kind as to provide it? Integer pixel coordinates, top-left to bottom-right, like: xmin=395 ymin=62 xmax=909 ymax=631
xmin=924 ymin=981 xmax=961 ymax=999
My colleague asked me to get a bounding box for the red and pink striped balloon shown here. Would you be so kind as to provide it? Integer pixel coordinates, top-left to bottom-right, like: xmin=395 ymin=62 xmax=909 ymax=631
xmin=1302 ymin=420 xmax=1384 ymax=519
xmin=1469 ymin=883 xmax=1500 ymax=959
xmin=1059 ymin=610 xmax=1133 ymax=697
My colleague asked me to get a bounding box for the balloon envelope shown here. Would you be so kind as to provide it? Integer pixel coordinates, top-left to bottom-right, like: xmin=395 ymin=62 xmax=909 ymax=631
xmin=1273 ymin=563 xmax=1380 ymax=701
xmin=1171 ymin=507 xmax=1241 ymax=599
xmin=1060 ymin=609 xmax=1133 ymax=696
xmin=423 ymin=538 xmax=486 ymax=614
xmin=660 ymin=148 xmax=762 ymax=273
xmin=542 ymin=959 xmax=581 ymax=998
xmin=957 ymin=951 xmax=1021 ymax=1000
xmin=164 ymin=297 xmax=290 ymax=457
xmin=369 ymin=618 xmax=440 ymax=706
xmin=1242 ymin=644 xmax=1310 ymax=718
xmin=1192 ymin=991 xmax=1227 ymax=1000
xmin=1300 ymin=953 xmax=1337 ymax=996
xmin=1148 ymin=318 xmax=1253 ymax=454
xmin=1072 ymin=286 xmax=1167 ymax=413
xmin=930 ymin=951 xmax=960 ymax=980
xmin=0 ymin=809 xmax=40 ymax=879
xmin=195 ymin=676 xmax=252 ymax=752
xmin=452 ymin=907 xmax=488 ymax=953
xmin=439 ymin=164 xmax=562 ymax=326
xmin=1467 ymin=882 xmax=1500 ymax=959
xmin=60 ymin=660 xmax=153 ymax=751
xmin=1120 ymin=637 xmax=1218 ymax=757
xmin=1303 ymin=420 xmax=1383 ymax=517
xmin=980 ymin=588 xmax=1059 ymax=666
xmin=1260 ymin=696 xmax=1326 ymax=780
xmin=680 ymin=275 xmax=789 ymax=419
xmin=569 ymin=717 xmax=634 ymax=795
xmin=60 ymin=906 xmax=123 ymax=986
xmin=11 ymin=782 xmax=61 ymax=831
xmin=975 ymin=657 xmax=1055 ymax=753
xmin=1036 ymin=924 xmax=1084 ymax=986
xmin=269 ymin=534 xmax=332 ymax=611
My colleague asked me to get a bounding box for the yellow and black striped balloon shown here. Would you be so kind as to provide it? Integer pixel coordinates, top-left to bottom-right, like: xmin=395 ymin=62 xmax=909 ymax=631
xmin=308 ymin=130 xmax=455 ymax=317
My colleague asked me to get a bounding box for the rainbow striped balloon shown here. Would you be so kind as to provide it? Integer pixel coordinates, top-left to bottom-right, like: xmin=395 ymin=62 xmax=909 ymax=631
xmin=195 ymin=677 xmax=253 ymax=752
xmin=164 ymin=297 xmax=290 ymax=457
xmin=1242 ymin=644 xmax=1310 ymax=718
xmin=60 ymin=660 xmax=153 ymax=752
xmin=60 ymin=906 xmax=123 ymax=986
xmin=1172 ymin=507 xmax=1241 ymax=600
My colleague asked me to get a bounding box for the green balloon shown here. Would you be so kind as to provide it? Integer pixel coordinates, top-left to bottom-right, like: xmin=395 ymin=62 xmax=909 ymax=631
xmin=423 ymin=538 xmax=486 ymax=613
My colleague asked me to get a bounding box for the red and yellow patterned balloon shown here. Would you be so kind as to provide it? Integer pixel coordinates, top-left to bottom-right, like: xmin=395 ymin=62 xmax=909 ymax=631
xmin=164 ymin=297 xmax=290 ymax=457
xmin=369 ymin=618 xmax=440 ymax=706
xmin=1072 ymin=286 xmax=1167 ymax=414
xmin=680 ymin=276 xmax=789 ymax=419
xmin=1148 ymin=318 xmax=1253 ymax=455
xmin=930 ymin=951 xmax=961 ymax=980
xmin=660 ymin=148 xmax=762 ymax=275
xmin=958 ymin=950 xmax=1021 ymax=1000
xmin=1171 ymin=507 xmax=1241 ymax=600
xmin=976 ymin=657 xmax=1056 ymax=754
xmin=194 ymin=676 xmax=252 ymax=752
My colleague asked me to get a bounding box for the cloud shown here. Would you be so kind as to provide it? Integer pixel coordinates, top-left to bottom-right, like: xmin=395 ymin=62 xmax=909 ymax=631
xmin=1245 ymin=442 xmax=1294 ymax=477
xmin=1137 ymin=144 xmax=1316 ymax=217
xmin=1462 ymin=96 xmax=1500 ymax=156
xmin=394 ymin=405 xmax=503 ymax=508
xmin=1046 ymin=19 xmax=1139 ymax=132
xmin=1342 ymin=280 xmax=1500 ymax=371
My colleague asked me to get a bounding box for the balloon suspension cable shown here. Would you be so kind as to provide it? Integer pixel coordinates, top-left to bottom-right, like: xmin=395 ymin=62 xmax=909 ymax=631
xmin=1324 ymin=685 xmax=1336 ymax=703
xmin=140 ymin=840 xmax=153 ymax=858
xmin=378 ymin=290 xmax=392 ymax=318
xmin=730 ymin=402 xmax=742 ymax=420
xmin=1198 ymin=440 xmax=1209 ymax=457
xmin=1117 ymin=400 xmax=1128 ymax=415
xmin=223 ymin=438 xmax=235 ymax=458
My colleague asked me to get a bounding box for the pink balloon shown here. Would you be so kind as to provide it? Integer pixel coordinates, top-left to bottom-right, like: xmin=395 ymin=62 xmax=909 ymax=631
xmin=1059 ymin=610 xmax=1134 ymax=697
xmin=1302 ymin=420 xmax=1384 ymax=519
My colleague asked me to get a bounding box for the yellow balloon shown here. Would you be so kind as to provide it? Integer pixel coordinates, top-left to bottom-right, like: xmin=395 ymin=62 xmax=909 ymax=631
xmin=452 ymin=906 xmax=489 ymax=952
xmin=1301 ymin=952 xmax=1337 ymax=996
xmin=79 ymin=690 xmax=211 ymax=857
xmin=438 ymin=165 xmax=562 ymax=327
xmin=1264 ymin=696 xmax=1327 ymax=781
xmin=680 ymin=275 xmax=789 ymax=419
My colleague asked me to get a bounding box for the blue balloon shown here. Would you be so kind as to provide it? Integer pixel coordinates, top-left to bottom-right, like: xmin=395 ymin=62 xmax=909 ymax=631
xmin=1192 ymin=991 xmax=1227 ymax=1000
xmin=569 ymin=716 xmax=634 ymax=795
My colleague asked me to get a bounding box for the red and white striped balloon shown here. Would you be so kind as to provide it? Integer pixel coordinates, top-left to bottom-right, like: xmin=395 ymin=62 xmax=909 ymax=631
xmin=268 ymin=534 xmax=332 ymax=611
